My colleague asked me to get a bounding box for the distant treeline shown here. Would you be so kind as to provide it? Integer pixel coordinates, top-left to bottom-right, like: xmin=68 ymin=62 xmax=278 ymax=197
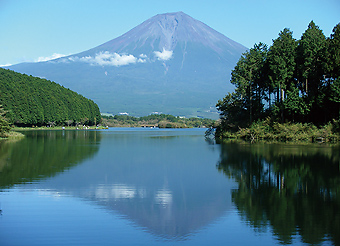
xmin=102 ymin=114 xmax=216 ymax=128
xmin=216 ymin=21 xmax=340 ymax=139
xmin=0 ymin=68 xmax=101 ymax=127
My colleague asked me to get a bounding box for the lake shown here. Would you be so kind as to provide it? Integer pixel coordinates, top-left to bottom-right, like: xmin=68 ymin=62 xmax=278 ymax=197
xmin=0 ymin=128 xmax=339 ymax=246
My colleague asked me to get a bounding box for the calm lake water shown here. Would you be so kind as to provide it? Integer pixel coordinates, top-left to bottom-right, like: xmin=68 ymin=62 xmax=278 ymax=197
xmin=0 ymin=128 xmax=339 ymax=246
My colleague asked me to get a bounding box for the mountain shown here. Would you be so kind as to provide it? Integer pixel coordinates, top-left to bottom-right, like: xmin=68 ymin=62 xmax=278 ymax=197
xmin=9 ymin=12 xmax=247 ymax=118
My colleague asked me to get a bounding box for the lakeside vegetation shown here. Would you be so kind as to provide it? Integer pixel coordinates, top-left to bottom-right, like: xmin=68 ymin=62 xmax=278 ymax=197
xmin=0 ymin=105 xmax=12 ymax=138
xmin=216 ymin=21 xmax=340 ymax=142
xmin=102 ymin=114 xmax=216 ymax=128
xmin=216 ymin=117 xmax=340 ymax=143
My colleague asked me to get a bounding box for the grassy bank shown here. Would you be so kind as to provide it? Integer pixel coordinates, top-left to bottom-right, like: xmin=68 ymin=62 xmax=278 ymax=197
xmin=215 ymin=118 xmax=340 ymax=143
xmin=0 ymin=130 xmax=25 ymax=140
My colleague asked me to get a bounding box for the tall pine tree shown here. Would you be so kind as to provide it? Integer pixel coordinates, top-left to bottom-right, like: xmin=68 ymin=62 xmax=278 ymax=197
xmin=296 ymin=21 xmax=327 ymax=123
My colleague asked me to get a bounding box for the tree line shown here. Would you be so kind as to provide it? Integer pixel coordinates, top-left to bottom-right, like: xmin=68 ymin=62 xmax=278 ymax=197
xmin=102 ymin=114 xmax=216 ymax=128
xmin=0 ymin=68 xmax=101 ymax=127
xmin=216 ymin=21 xmax=340 ymax=134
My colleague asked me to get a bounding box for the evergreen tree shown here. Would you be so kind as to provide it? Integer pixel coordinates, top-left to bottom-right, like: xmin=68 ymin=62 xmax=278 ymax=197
xmin=283 ymin=84 xmax=309 ymax=122
xmin=219 ymin=43 xmax=268 ymax=128
xmin=325 ymin=23 xmax=340 ymax=120
xmin=216 ymin=92 xmax=247 ymax=131
xmin=217 ymin=20 xmax=339 ymax=135
xmin=327 ymin=23 xmax=340 ymax=79
xmin=296 ymin=21 xmax=327 ymax=123
xmin=329 ymin=79 xmax=340 ymax=119
xmin=267 ymin=28 xmax=297 ymax=121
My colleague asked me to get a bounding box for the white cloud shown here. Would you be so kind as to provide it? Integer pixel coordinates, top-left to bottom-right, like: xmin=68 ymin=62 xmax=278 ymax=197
xmin=138 ymin=58 xmax=147 ymax=63
xmin=67 ymin=57 xmax=76 ymax=62
xmin=0 ymin=63 xmax=12 ymax=67
xmin=154 ymin=48 xmax=173 ymax=61
xmin=35 ymin=53 xmax=67 ymax=62
xmin=78 ymin=51 xmax=147 ymax=66
xmin=56 ymin=51 xmax=151 ymax=66
xmin=0 ymin=53 xmax=68 ymax=67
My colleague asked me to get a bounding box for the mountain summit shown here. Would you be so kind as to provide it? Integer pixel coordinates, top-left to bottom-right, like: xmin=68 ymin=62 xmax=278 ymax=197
xmin=9 ymin=12 xmax=247 ymax=118
xmin=79 ymin=12 xmax=244 ymax=58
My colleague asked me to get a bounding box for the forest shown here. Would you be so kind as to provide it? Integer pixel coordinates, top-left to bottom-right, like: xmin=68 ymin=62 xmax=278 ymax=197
xmin=216 ymin=21 xmax=340 ymax=141
xmin=0 ymin=68 xmax=101 ymax=129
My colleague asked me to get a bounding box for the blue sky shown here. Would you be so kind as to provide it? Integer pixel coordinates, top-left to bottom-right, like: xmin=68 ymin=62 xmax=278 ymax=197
xmin=0 ymin=0 xmax=339 ymax=66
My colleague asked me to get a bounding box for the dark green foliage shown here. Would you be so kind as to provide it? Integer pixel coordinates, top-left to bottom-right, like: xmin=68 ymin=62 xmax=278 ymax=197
xmin=296 ymin=21 xmax=328 ymax=123
xmin=0 ymin=68 xmax=101 ymax=127
xmin=0 ymin=105 xmax=11 ymax=137
xmin=217 ymin=21 xmax=340 ymax=137
xmin=328 ymin=23 xmax=340 ymax=78
xmin=267 ymin=28 xmax=297 ymax=122
xmin=283 ymin=83 xmax=309 ymax=122
xmin=216 ymin=43 xmax=268 ymax=130
xmin=217 ymin=117 xmax=340 ymax=142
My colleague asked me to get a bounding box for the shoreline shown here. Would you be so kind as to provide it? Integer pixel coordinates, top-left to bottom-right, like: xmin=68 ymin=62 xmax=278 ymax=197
xmin=0 ymin=131 xmax=25 ymax=140
xmin=215 ymin=120 xmax=340 ymax=144
xmin=13 ymin=126 xmax=108 ymax=131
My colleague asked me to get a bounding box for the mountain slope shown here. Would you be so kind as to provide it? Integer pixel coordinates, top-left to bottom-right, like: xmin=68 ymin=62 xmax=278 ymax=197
xmin=9 ymin=12 xmax=247 ymax=118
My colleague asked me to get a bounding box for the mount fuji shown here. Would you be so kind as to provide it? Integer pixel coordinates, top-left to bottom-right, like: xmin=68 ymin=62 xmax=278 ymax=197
xmin=9 ymin=12 xmax=247 ymax=118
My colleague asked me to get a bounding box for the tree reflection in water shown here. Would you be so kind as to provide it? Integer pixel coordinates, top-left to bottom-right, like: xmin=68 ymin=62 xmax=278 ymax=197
xmin=0 ymin=130 xmax=101 ymax=188
xmin=217 ymin=142 xmax=340 ymax=245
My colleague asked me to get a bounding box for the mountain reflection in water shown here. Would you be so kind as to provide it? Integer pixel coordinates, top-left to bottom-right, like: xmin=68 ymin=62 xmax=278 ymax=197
xmin=39 ymin=129 xmax=235 ymax=240
xmin=3 ymin=129 xmax=338 ymax=245
xmin=0 ymin=129 xmax=235 ymax=242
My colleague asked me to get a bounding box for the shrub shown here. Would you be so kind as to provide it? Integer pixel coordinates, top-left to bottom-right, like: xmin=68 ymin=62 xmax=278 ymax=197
xmin=216 ymin=119 xmax=340 ymax=143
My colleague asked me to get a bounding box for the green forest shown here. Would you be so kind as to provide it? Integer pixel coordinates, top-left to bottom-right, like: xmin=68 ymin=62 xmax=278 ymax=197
xmin=0 ymin=68 xmax=101 ymax=129
xmin=216 ymin=21 xmax=340 ymax=141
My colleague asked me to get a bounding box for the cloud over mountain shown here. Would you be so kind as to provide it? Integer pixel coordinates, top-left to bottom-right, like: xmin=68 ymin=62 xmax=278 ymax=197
xmin=79 ymin=52 xmax=139 ymax=66
xmin=154 ymin=49 xmax=173 ymax=61
xmin=35 ymin=53 xmax=67 ymax=62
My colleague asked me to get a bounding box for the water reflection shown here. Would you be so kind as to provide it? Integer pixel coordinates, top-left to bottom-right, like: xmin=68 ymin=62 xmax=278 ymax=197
xmin=0 ymin=130 xmax=101 ymax=188
xmin=217 ymin=142 xmax=340 ymax=245
xmin=0 ymin=129 xmax=235 ymax=242
xmin=94 ymin=184 xmax=146 ymax=200
xmin=43 ymin=130 xmax=235 ymax=240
